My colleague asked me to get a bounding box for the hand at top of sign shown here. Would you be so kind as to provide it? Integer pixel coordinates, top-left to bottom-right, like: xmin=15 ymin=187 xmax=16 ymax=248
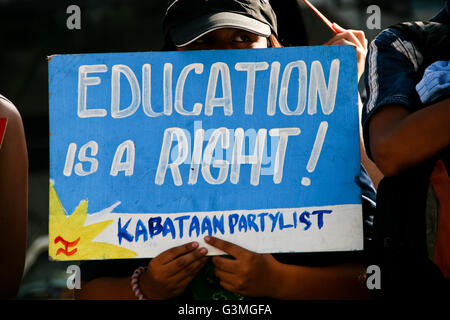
xmin=322 ymin=24 xmax=383 ymax=187
xmin=205 ymin=236 xmax=281 ymax=297
xmin=140 ymin=241 xmax=208 ymax=299
xmin=323 ymin=23 xmax=368 ymax=82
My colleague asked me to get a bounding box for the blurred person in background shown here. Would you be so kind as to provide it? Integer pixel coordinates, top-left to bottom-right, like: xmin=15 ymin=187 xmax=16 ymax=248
xmin=362 ymin=0 xmax=449 ymax=299
xmin=0 ymin=94 xmax=28 ymax=299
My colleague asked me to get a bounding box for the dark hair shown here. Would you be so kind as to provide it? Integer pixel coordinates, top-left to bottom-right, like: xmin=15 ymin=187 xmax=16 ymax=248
xmin=161 ymin=35 xmax=177 ymax=51
xmin=268 ymin=34 xmax=283 ymax=48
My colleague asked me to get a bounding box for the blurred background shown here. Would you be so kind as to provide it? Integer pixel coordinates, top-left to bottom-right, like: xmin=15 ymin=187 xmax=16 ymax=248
xmin=0 ymin=0 xmax=445 ymax=299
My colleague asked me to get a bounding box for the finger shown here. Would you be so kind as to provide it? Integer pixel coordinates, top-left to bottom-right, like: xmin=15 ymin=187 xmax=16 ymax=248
xmin=218 ymin=279 xmax=239 ymax=294
xmin=324 ymin=30 xmax=363 ymax=49
xmin=332 ymin=23 xmax=365 ymax=48
xmin=328 ymin=38 xmax=366 ymax=79
xmin=171 ymin=256 xmax=209 ymax=286
xmin=214 ymin=268 xmax=238 ymax=284
xmin=332 ymin=23 xmax=366 ymax=49
xmin=328 ymin=39 xmax=367 ymax=63
xmin=214 ymin=264 xmax=240 ymax=293
xmin=166 ymin=257 xmax=208 ymax=297
xmin=327 ymin=32 xmax=362 ymax=48
xmin=323 ymin=32 xmax=347 ymax=46
xmin=326 ymin=38 xmax=358 ymax=48
xmin=204 ymin=236 xmax=247 ymax=258
xmin=327 ymin=39 xmax=367 ymax=60
xmin=158 ymin=242 xmax=199 ymax=265
xmin=212 ymin=256 xmax=238 ymax=273
xmin=164 ymin=247 xmax=208 ymax=276
xmin=348 ymin=30 xmax=367 ymax=51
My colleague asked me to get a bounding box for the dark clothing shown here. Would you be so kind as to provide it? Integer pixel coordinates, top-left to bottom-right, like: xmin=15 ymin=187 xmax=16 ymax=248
xmin=362 ymin=21 xmax=450 ymax=159
xmin=362 ymin=3 xmax=450 ymax=299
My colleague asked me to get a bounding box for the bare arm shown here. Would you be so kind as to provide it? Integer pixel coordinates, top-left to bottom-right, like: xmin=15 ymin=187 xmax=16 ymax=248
xmin=206 ymin=236 xmax=371 ymax=300
xmin=0 ymin=98 xmax=28 ymax=299
xmin=368 ymin=99 xmax=450 ymax=176
xmin=271 ymin=262 xmax=370 ymax=300
xmin=75 ymin=277 xmax=137 ymax=300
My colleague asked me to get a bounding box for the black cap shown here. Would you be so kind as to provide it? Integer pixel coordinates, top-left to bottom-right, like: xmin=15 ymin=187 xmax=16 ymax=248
xmin=163 ymin=0 xmax=278 ymax=47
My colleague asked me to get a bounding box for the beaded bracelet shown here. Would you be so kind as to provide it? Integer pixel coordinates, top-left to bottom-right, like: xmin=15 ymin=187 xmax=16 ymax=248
xmin=131 ymin=266 xmax=148 ymax=300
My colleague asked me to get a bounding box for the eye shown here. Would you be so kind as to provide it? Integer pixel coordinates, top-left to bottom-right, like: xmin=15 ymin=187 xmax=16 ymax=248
xmin=233 ymin=34 xmax=252 ymax=43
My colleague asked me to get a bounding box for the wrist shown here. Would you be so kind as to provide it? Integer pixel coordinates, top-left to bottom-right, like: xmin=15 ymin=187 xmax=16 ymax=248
xmin=266 ymin=256 xmax=285 ymax=299
xmin=138 ymin=268 xmax=163 ymax=300
xmin=269 ymin=260 xmax=307 ymax=300
xmin=131 ymin=267 xmax=147 ymax=300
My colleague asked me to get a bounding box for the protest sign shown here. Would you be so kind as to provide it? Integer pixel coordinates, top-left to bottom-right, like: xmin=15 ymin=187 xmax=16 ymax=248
xmin=48 ymin=46 xmax=362 ymax=260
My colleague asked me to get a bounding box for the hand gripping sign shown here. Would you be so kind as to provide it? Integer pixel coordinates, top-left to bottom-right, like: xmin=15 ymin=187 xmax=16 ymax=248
xmin=48 ymin=46 xmax=362 ymax=260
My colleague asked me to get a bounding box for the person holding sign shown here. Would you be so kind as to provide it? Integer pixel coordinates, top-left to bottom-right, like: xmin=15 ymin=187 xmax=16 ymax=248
xmin=0 ymin=95 xmax=28 ymax=299
xmin=76 ymin=0 xmax=377 ymax=300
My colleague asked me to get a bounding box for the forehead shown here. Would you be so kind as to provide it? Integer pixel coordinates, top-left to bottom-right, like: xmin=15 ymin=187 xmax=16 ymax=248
xmin=200 ymin=27 xmax=261 ymax=36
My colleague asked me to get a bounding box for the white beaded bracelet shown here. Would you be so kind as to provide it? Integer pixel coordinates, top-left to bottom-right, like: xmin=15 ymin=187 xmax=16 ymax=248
xmin=131 ymin=266 xmax=148 ymax=300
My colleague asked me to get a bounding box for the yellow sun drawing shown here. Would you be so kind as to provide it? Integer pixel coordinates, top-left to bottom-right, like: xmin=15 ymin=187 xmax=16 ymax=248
xmin=49 ymin=182 xmax=137 ymax=261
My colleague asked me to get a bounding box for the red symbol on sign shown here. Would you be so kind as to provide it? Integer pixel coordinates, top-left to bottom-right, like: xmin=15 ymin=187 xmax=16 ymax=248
xmin=0 ymin=118 xmax=8 ymax=148
xmin=54 ymin=236 xmax=80 ymax=256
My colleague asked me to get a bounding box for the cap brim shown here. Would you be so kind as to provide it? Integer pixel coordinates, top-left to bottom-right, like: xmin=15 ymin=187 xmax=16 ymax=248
xmin=170 ymin=12 xmax=271 ymax=47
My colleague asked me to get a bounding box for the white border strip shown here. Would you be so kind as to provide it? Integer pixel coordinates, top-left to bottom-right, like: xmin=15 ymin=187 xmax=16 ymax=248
xmin=87 ymin=204 xmax=363 ymax=258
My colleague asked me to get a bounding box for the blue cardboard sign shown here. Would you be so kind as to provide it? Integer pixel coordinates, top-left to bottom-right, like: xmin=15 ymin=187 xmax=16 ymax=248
xmin=49 ymin=46 xmax=363 ymax=260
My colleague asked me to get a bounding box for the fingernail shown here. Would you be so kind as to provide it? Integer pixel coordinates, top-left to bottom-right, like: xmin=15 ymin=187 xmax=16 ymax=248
xmin=199 ymin=248 xmax=207 ymax=255
xmin=192 ymin=242 xmax=199 ymax=248
xmin=204 ymin=236 xmax=210 ymax=242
